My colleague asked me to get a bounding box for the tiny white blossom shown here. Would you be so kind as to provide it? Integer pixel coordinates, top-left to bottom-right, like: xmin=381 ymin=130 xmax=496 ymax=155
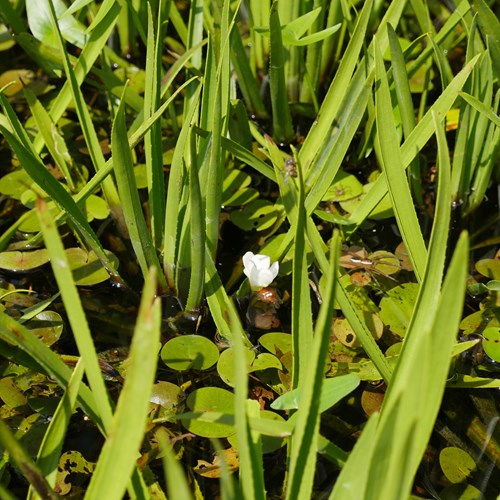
xmin=243 ymin=251 xmax=279 ymax=290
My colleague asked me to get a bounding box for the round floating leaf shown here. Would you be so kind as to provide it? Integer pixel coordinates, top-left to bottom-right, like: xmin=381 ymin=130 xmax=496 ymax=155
xmin=476 ymin=259 xmax=500 ymax=280
xmin=0 ymin=249 xmax=50 ymax=272
xmin=371 ymin=250 xmax=400 ymax=275
xmin=0 ymin=69 xmax=48 ymax=97
xmin=0 ymin=169 xmax=34 ymax=199
xmin=26 ymin=310 xmax=63 ymax=346
xmin=439 ymin=447 xmax=476 ymax=484
xmin=183 ymin=387 xmax=235 ymax=438
xmin=228 ymin=410 xmax=286 ymax=454
xmin=379 ymin=283 xmax=419 ymax=338
xmin=481 ymin=326 xmax=500 ymax=362
xmin=439 ymin=483 xmax=484 ymax=500
xmin=395 ymin=241 xmax=413 ymax=271
xmin=250 ymin=352 xmax=282 ymax=372
xmin=322 ymin=171 xmax=363 ymax=202
xmin=486 ymin=280 xmax=500 ymax=291
xmin=150 ymin=381 xmax=183 ymax=421
xmin=259 ymin=332 xmax=292 ymax=355
xmin=222 ymin=169 xmax=259 ymax=206
xmin=161 ymin=335 xmax=219 ymax=371
xmin=0 ymin=377 xmax=28 ymax=408
xmin=230 ymin=199 xmax=283 ymax=231
xmin=86 ymin=195 xmax=109 ymax=220
xmin=18 ymin=207 xmax=58 ymax=233
xmin=459 ymin=308 xmax=500 ymax=335
xmin=65 ymin=248 xmax=119 ymax=286
xmin=339 ymin=183 xmax=393 ymax=219
xmin=217 ymin=347 xmax=255 ymax=387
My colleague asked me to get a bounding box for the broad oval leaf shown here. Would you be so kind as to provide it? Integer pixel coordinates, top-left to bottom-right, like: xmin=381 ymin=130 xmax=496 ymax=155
xmin=161 ymin=335 xmax=219 ymax=371
xmin=183 ymin=387 xmax=235 ymax=438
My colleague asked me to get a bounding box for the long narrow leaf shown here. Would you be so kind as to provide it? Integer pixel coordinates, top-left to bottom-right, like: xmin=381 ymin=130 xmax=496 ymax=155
xmin=85 ymin=269 xmax=161 ymax=499
xmin=111 ymin=92 xmax=167 ymax=290
xmin=374 ymin=37 xmax=427 ymax=281
xmin=286 ymin=231 xmax=340 ymax=500
xmin=36 ymin=197 xmax=113 ymax=428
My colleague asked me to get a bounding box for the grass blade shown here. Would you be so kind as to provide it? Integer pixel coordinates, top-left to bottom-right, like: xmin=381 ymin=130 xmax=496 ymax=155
xmin=36 ymin=197 xmax=113 ymax=429
xmin=374 ymin=37 xmax=427 ymax=281
xmin=350 ymin=53 xmax=480 ymax=225
xmin=85 ymin=269 xmax=161 ymax=499
xmin=28 ymin=359 xmax=84 ymax=497
xmin=285 ymin=231 xmax=340 ymax=499
xmin=0 ymin=421 xmax=58 ymax=500
xmin=269 ymin=1 xmax=294 ymax=143
xmin=111 ymin=90 xmax=167 ymax=290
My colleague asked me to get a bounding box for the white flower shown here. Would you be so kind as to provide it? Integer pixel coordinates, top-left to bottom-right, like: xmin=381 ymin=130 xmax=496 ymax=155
xmin=243 ymin=251 xmax=279 ymax=290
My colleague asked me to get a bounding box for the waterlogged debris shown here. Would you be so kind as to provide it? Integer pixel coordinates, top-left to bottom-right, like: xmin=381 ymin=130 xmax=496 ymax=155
xmin=193 ymin=447 xmax=239 ymax=477
xmin=56 ymin=450 xmax=95 ymax=496
xmin=161 ymin=335 xmax=219 ymax=371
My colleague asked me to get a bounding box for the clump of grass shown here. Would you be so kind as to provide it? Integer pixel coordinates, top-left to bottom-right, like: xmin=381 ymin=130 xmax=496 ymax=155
xmin=0 ymin=0 xmax=498 ymax=498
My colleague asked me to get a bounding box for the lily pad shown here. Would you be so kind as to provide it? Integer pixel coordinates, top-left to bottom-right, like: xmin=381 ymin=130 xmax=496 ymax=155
xmin=379 ymin=283 xmax=419 ymax=338
xmin=481 ymin=326 xmax=500 ymax=362
xmin=459 ymin=308 xmax=500 ymax=335
xmin=440 ymin=484 xmax=484 ymax=500
xmin=222 ymin=169 xmax=259 ymax=206
xmin=150 ymin=381 xmax=183 ymax=421
xmin=0 ymin=169 xmax=34 ymax=199
xmin=439 ymin=447 xmax=476 ymax=484
xmin=228 ymin=410 xmax=286 ymax=454
xmin=322 ymin=171 xmax=363 ymax=202
xmin=217 ymin=347 xmax=255 ymax=387
xmin=476 ymin=259 xmax=500 ymax=280
xmin=339 ymin=182 xmax=393 ymax=220
xmin=230 ymin=199 xmax=283 ymax=231
xmin=259 ymin=332 xmax=292 ymax=355
xmin=183 ymin=387 xmax=235 ymax=438
xmin=0 ymin=377 xmax=28 ymax=408
xmin=193 ymin=447 xmax=239 ymax=477
xmin=251 ymin=352 xmax=282 ymax=372
xmin=65 ymin=248 xmax=119 ymax=286
xmin=161 ymin=335 xmax=219 ymax=371
xmin=0 ymin=249 xmax=50 ymax=272
xmin=26 ymin=310 xmax=63 ymax=346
